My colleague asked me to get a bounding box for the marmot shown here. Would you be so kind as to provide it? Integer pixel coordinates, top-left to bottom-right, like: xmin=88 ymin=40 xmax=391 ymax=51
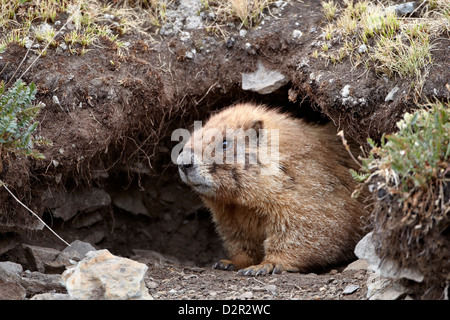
xmin=177 ymin=103 xmax=368 ymax=276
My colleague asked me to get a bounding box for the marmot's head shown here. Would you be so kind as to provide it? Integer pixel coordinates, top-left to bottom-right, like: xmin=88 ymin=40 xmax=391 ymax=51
xmin=177 ymin=103 xmax=283 ymax=200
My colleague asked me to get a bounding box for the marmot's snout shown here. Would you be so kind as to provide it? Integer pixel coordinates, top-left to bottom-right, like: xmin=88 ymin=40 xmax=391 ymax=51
xmin=177 ymin=148 xmax=215 ymax=196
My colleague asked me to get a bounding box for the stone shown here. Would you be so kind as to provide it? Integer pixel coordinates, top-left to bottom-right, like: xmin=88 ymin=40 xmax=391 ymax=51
xmin=43 ymin=188 xmax=111 ymax=221
xmin=358 ymin=44 xmax=367 ymax=54
xmin=61 ymin=240 xmax=96 ymax=259
xmin=113 ymin=189 xmax=150 ymax=217
xmin=355 ymin=232 xmax=424 ymax=282
xmin=19 ymin=271 xmax=65 ymax=296
xmin=30 ymin=293 xmax=70 ymax=300
xmin=61 ymin=249 xmax=153 ymax=300
xmin=341 ymin=84 xmax=351 ymax=98
xmin=23 ymin=244 xmax=61 ymax=273
xmin=366 ymin=268 xmax=409 ymax=300
xmin=131 ymin=249 xmax=180 ymax=266
xmin=71 ymin=211 xmax=103 ymax=228
xmin=386 ymin=2 xmax=418 ymax=16
xmin=343 ymin=259 xmax=369 ymax=272
xmin=55 ymin=240 xmax=96 ymax=263
xmin=0 ymin=279 xmax=26 ymax=300
xmin=0 ymin=235 xmax=18 ymax=255
xmin=342 ymin=284 xmax=360 ymax=295
xmin=292 ymin=30 xmax=303 ymax=39
xmin=0 ymin=261 xmax=23 ymax=276
xmin=238 ymin=291 xmax=253 ymax=299
xmin=242 ymin=61 xmax=288 ymax=94
xmin=385 ymin=85 xmax=400 ymax=102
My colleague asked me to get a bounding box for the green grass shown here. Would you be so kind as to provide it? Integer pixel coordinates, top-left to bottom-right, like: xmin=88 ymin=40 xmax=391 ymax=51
xmin=0 ymin=0 xmax=133 ymax=56
xmin=352 ymin=100 xmax=450 ymax=194
xmin=318 ymin=0 xmax=449 ymax=88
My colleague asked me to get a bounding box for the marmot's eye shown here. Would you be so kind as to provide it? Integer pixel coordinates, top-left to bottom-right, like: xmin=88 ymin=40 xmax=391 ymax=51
xmin=222 ymin=139 xmax=232 ymax=150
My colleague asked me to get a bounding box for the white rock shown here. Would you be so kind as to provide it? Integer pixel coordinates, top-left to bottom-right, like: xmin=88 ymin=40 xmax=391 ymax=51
xmin=385 ymin=85 xmax=400 ymax=102
xmin=341 ymin=84 xmax=351 ymax=98
xmin=242 ymin=61 xmax=288 ymax=94
xmin=358 ymin=44 xmax=367 ymax=54
xmin=342 ymin=284 xmax=360 ymax=295
xmin=61 ymin=249 xmax=153 ymax=300
xmin=355 ymin=232 xmax=424 ymax=282
xmin=292 ymin=30 xmax=303 ymax=39
xmin=238 ymin=291 xmax=253 ymax=299
xmin=52 ymin=95 xmax=60 ymax=106
xmin=180 ymin=31 xmax=191 ymax=42
xmin=31 ymin=293 xmax=70 ymax=300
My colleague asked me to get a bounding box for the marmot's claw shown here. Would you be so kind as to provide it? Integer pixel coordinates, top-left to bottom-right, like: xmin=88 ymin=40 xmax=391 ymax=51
xmin=237 ymin=263 xmax=283 ymax=276
xmin=212 ymin=260 xmax=236 ymax=271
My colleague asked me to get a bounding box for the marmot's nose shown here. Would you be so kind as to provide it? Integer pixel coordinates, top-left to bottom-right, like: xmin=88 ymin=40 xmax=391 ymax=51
xmin=177 ymin=149 xmax=194 ymax=173
xmin=178 ymin=162 xmax=193 ymax=173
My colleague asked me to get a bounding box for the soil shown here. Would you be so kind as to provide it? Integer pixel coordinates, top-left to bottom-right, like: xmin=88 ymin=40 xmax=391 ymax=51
xmin=0 ymin=0 xmax=448 ymax=300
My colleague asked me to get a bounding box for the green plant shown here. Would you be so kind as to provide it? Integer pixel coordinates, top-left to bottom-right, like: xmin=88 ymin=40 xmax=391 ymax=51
xmin=322 ymin=0 xmax=338 ymax=21
xmin=352 ymin=100 xmax=450 ymax=194
xmin=0 ymin=80 xmax=48 ymax=160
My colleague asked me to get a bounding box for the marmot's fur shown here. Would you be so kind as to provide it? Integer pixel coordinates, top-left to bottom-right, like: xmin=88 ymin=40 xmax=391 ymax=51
xmin=177 ymin=103 xmax=368 ymax=276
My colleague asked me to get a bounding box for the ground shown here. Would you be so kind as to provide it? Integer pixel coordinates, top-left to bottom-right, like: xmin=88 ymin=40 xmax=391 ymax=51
xmin=0 ymin=0 xmax=448 ymax=300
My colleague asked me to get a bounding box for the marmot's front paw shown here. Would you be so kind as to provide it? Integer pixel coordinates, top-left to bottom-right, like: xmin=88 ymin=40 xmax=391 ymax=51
xmin=212 ymin=259 xmax=237 ymax=271
xmin=237 ymin=263 xmax=284 ymax=276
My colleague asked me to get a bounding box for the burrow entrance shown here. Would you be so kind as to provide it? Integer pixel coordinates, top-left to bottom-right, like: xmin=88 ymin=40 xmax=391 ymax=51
xmin=1 ymin=84 xmax=330 ymax=270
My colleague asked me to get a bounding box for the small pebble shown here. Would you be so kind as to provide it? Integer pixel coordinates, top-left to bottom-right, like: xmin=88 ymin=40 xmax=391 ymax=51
xmin=342 ymin=284 xmax=360 ymax=295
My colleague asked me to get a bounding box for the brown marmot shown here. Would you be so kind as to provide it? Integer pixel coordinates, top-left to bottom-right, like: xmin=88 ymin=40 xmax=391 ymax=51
xmin=177 ymin=103 xmax=368 ymax=276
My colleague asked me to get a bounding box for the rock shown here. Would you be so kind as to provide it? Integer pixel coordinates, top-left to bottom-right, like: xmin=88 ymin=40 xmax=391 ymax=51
xmin=366 ymin=268 xmax=409 ymax=300
xmin=43 ymin=188 xmax=111 ymax=221
xmin=61 ymin=249 xmax=153 ymax=300
xmin=292 ymin=30 xmax=303 ymax=39
xmin=0 ymin=261 xmax=23 ymax=276
xmin=19 ymin=271 xmax=65 ymax=297
xmin=342 ymin=284 xmax=360 ymax=295
xmin=265 ymin=284 xmax=277 ymax=295
xmin=358 ymin=44 xmax=367 ymax=54
xmin=185 ymin=49 xmax=196 ymax=59
xmin=238 ymin=291 xmax=253 ymax=300
xmin=71 ymin=211 xmax=103 ymax=228
xmin=343 ymin=259 xmax=369 ymax=272
xmin=23 ymin=244 xmax=61 ymax=273
xmin=113 ymin=189 xmax=150 ymax=217
xmin=385 ymin=85 xmax=400 ymax=102
xmin=131 ymin=249 xmax=180 ymax=266
xmin=0 ymin=279 xmax=26 ymax=300
xmin=58 ymin=240 xmax=97 ymax=261
xmin=0 ymin=261 xmax=26 ymax=299
xmin=30 ymin=293 xmax=70 ymax=300
xmin=341 ymin=84 xmax=351 ymax=98
xmin=158 ymin=0 xmax=203 ymax=36
xmin=386 ymin=2 xmax=418 ymax=16
xmin=44 ymin=240 xmax=97 ymax=273
xmin=355 ymin=232 xmax=424 ymax=282
xmin=239 ymin=29 xmax=247 ymax=37
xmin=242 ymin=61 xmax=288 ymax=94
xmin=0 ymin=235 xmax=18 ymax=255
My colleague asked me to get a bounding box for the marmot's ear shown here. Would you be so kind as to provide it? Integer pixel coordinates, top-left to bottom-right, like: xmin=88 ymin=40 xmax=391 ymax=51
xmin=250 ymin=119 xmax=263 ymax=131
xmin=250 ymin=120 xmax=263 ymax=141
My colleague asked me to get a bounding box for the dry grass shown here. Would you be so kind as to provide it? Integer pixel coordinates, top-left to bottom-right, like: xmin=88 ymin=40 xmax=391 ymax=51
xmin=318 ymin=0 xmax=449 ymax=89
xmin=208 ymin=0 xmax=276 ymax=27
